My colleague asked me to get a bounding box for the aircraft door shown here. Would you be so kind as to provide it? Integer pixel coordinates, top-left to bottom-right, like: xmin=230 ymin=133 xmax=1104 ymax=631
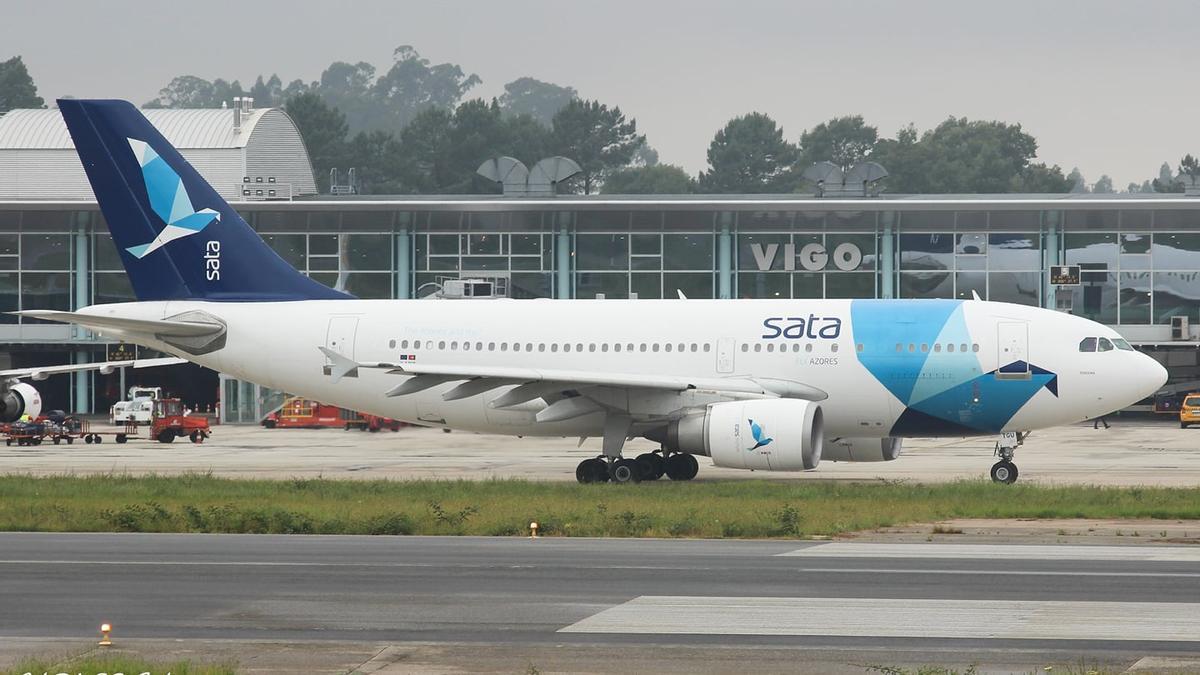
xmin=996 ymin=322 xmax=1030 ymax=380
xmin=716 ymin=337 xmax=735 ymax=373
xmin=325 ymin=316 xmax=359 ymax=360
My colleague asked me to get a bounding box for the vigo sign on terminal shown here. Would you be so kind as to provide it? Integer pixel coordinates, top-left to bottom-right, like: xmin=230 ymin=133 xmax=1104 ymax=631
xmin=749 ymin=242 xmax=863 ymax=272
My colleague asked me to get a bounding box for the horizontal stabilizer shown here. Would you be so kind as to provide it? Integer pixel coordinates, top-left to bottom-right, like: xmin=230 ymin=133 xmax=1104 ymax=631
xmin=13 ymin=310 xmax=225 ymax=338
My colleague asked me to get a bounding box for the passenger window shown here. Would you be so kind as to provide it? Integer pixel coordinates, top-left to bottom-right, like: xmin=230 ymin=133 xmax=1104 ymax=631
xmin=908 ymin=344 xmax=915 ymax=353
xmin=1079 ymin=337 xmax=1097 ymax=352
xmin=463 ymin=342 xmax=471 ymax=351
xmin=438 ymin=341 xmax=446 ymax=350
xmin=805 ymin=343 xmax=813 ymax=353
xmin=933 ymin=343 xmax=941 ymax=353
xmin=501 ymin=343 xmax=508 ymax=352
xmin=678 ymin=343 xmax=685 ymax=352
xmin=972 ymin=344 xmax=979 ymax=352
xmin=526 ymin=343 xmax=533 ymax=352
xmin=390 ymin=339 xmax=398 ymax=349
xmin=538 ymin=344 xmax=546 ymax=352
xmin=512 ymin=343 xmax=519 ymax=352
xmin=564 ymin=344 xmax=572 ymax=352
xmin=895 ymin=343 xmax=903 ymax=352
xmin=577 ymin=343 xmax=584 ymax=352
xmin=614 ymin=344 xmax=622 ymax=352
xmin=475 ymin=342 xmax=483 ymax=351
xmin=652 ymin=344 xmax=660 ymax=353
xmin=551 ymin=344 xmax=558 ymax=352
xmin=1098 ymin=337 xmax=1114 ymax=352
xmin=754 ymin=344 xmax=762 ymax=353
xmin=665 ymin=344 xmax=673 ymax=352
xmin=920 ymin=343 xmax=928 ymax=353
xmin=959 ymin=343 xmax=967 ymax=352
xmin=589 ymin=344 xmax=596 ymax=352
xmin=947 ymin=343 xmax=955 ymax=353
xmin=766 ymin=344 xmax=774 ymax=353
xmin=831 ymin=343 xmax=839 ymax=353
xmin=399 ymin=339 xmax=407 ymax=349
xmin=488 ymin=342 xmax=495 ymax=351
xmin=640 ymin=344 xmax=648 ymax=352
xmin=601 ymin=344 xmax=609 ymax=352
xmin=740 ymin=344 xmax=748 ymax=352
xmin=703 ymin=343 xmax=711 ymax=352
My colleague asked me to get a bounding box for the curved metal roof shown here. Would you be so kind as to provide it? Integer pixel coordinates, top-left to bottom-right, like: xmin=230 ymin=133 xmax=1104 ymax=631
xmin=0 ymin=107 xmax=270 ymax=150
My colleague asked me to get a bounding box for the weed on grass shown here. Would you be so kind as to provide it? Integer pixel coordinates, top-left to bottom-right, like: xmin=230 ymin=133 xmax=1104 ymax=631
xmin=2 ymin=473 xmax=1200 ymax=538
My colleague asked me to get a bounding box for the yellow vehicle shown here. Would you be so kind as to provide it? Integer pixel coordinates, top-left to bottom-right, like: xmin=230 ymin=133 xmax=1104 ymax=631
xmin=1180 ymin=394 xmax=1200 ymax=428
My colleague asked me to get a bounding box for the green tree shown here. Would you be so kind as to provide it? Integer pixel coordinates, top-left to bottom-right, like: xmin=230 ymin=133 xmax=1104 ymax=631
xmin=550 ymin=99 xmax=645 ymax=194
xmin=394 ymin=107 xmax=455 ymax=193
xmin=498 ymin=77 xmax=577 ymax=125
xmin=1067 ymin=167 xmax=1087 ymax=193
xmin=699 ymin=112 xmax=798 ymax=193
xmin=1153 ymin=160 xmax=1184 ymax=193
xmin=249 ymin=74 xmax=284 ymax=108
xmin=370 ymin=45 xmax=481 ymax=133
xmin=873 ymin=117 xmax=1067 ymax=193
xmin=317 ymin=61 xmax=377 ymax=131
xmin=602 ymin=164 xmax=696 ymax=194
xmin=345 ymin=130 xmax=404 ymax=194
xmin=1093 ymin=174 xmax=1114 ymax=194
xmin=798 ymin=115 xmax=877 ymax=170
xmin=144 ymin=75 xmax=245 ymax=108
xmin=285 ymin=92 xmax=349 ymax=192
xmin=0 ymin=55 xmax=44 ymax=112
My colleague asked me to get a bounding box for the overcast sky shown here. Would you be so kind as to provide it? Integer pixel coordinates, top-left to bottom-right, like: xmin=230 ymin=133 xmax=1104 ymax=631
xmin=4 ymin=0 xmax=1197 ymax=187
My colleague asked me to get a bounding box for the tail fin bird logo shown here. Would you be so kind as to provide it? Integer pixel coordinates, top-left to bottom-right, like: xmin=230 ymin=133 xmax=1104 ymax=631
xmin=124 ymin=138 xmax=220 ymax=259
xmin=747 ymin=418 xmax=773 ymax=451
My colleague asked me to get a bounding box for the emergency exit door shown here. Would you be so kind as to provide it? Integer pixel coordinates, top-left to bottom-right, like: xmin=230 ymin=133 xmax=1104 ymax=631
xmin=716 ymin=337 xmax=735 ymax=373
xmin=996 ymin=322 xmax=1030 ymax=380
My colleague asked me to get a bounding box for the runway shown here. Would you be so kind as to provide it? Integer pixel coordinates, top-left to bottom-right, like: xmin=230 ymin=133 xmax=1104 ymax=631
xmin=3 ymin=533 xmax=1200 ymax=672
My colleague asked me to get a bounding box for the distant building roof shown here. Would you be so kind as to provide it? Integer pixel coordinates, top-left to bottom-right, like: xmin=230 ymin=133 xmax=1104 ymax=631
xmin=0 ymin=107 xmax=271 ymax=150
xmin=0 ymin=106 xmax=317 ymax=200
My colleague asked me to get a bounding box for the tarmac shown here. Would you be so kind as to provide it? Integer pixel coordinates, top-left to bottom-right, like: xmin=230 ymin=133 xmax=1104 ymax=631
xmin=2 ymin=533 xmax=1200 ymax=673
xmin=2 ymin=416 xmax=1200 ymax=485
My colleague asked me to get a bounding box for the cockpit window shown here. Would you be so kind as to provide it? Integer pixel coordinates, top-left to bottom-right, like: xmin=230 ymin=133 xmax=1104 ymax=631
xmin=1112 ymin=338 xmax=1134 ymax=351
xmin=1079 ymin=337 xmax=1097 ymax=352
xmin=1098 ymin=337 xmax=1115 ymax=352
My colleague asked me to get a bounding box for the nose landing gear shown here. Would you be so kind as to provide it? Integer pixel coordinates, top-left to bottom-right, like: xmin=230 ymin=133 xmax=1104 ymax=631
xmin=990 ymin=431 xmax=1027 ymax=484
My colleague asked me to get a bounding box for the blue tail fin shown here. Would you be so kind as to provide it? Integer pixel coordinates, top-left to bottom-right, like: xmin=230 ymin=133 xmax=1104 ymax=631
xmin=58 ymin=99 xmax=350 ymax=302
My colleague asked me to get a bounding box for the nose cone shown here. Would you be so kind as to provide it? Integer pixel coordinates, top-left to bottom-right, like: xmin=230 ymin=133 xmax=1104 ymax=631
xmin=1134 ymin=352 xmax=1168 ymax=400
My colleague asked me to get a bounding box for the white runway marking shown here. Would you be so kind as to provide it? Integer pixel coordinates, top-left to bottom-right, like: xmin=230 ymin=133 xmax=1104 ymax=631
xmin=560 ymin=596 xmax=1200 ymax=641
xmin=797 ymin=567 xmax=1200 ymax=579
xmin=781 ymin=543 xmax=1200 ymax=562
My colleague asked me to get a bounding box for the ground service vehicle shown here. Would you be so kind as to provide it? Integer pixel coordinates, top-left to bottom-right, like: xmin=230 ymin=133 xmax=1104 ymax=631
xmin=110 ymin=385 xmax=163 ymax=424
xmin=1180 ymin=394 xmax=1200 ymax=428
xmin=151 ymin=398 xmax=211 ymax=443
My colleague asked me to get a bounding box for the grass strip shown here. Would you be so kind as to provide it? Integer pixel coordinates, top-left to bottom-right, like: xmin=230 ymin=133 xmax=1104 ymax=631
xmin=7 ymin=652 xmax=234 ymax=675
xmin=2 ymin=473 xmax=1200 ymax=538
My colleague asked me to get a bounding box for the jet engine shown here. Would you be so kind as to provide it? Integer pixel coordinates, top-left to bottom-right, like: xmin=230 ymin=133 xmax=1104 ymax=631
xmin=823 ymin=436 xmax=902 ymax=462
xmin=0 ymin=383 xmax=42 ymax=423
xmin=647 ymin=399 xmax=823 ymax=471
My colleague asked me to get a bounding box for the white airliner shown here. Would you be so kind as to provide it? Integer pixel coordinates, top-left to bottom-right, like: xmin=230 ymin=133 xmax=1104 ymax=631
xmin=1 ymin=100 xmax=1168 ymax=484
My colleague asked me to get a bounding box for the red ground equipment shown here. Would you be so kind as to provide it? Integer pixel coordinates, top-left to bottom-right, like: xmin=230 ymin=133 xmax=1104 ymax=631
xmin=151 ymin=398 xmax=211 ymax=444
xmin=262 ymin=397 xmax=401 ymax=432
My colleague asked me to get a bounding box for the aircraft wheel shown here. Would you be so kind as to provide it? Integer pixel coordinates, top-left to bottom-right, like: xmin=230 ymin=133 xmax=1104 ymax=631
xmin=115 ymin=434 xmax=127 ymax=444
xmin=990 ymin=460 xmax=1018 ymax=484
xmin=66 ymin=436 xmax=74 ymax=444
xmin=158 ymin=430 xmax=176 ymax=444
xmin=189 ymin=430 xmax=204 ymax=444
xmin=575 ymin=458 xmax=609 ymax=484
xmin=1183 ymin=422 xmax=1189 ymax=429
xmin=53 ymin=437 xmax=61 ymax=445
xmin=636 ymin=453 xmax=665 ymax=481
xmin=665 ymin=453 xmax=699 ymax=481
xmin=263 ymin=419 xmax=276 ymax=429
xmin=609 ymin=458 xmax=641 ymax=484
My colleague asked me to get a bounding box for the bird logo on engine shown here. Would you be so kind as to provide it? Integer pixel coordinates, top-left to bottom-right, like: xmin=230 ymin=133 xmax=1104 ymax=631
xmin=747 ymin=418 xmax=773 ymax=451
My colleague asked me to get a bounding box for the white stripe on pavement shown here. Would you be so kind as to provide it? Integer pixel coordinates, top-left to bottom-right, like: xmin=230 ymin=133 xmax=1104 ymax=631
xmin=780 ymin=543 xmax=1200 ymax=562
xmin=560 ymin=596 xmax=1200 ymax=641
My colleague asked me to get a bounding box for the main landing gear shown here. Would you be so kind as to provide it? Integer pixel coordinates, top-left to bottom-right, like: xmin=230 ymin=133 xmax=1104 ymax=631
xmin=574 ymin=413 xmax=699 ymax=484
xmin=574 ymin=450 xmax=699 ymax=484
xmin=990 ymin=431 xmax=1026 ymax=484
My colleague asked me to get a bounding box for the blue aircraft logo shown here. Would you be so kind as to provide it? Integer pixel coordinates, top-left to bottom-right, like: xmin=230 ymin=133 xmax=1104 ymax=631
xmin=747 ymin=418 xmax=773 ymax=451
xmin=124 ymin=138 xmax=220 ymax=259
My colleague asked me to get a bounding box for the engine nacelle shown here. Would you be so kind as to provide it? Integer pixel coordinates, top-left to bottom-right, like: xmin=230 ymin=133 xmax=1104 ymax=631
xmin=823 ymin=437 xmax=903 ymax=462
xmin=648 ymin=399 xmax=824 ymax=471
xmin=0 ymin=383 xmax=42 ymax=423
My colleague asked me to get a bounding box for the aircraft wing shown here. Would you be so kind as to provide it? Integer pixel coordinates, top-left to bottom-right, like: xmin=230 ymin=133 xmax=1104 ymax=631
xmin=318 ymin=346 xmax=827 ymax=421
xmin=0 ymin=356 xmax=188 ymax=382
xmin=13 ymin=310 xmax=224 ymax=338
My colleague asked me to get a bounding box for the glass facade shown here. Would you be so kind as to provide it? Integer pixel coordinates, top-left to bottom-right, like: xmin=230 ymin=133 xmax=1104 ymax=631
xmin=0 ymin=201 xmax=1198 ymax=321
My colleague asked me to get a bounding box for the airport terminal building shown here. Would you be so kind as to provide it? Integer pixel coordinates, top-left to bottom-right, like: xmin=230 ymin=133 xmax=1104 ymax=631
xmin=3 ymin=106 xmax=1200 ymax=416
